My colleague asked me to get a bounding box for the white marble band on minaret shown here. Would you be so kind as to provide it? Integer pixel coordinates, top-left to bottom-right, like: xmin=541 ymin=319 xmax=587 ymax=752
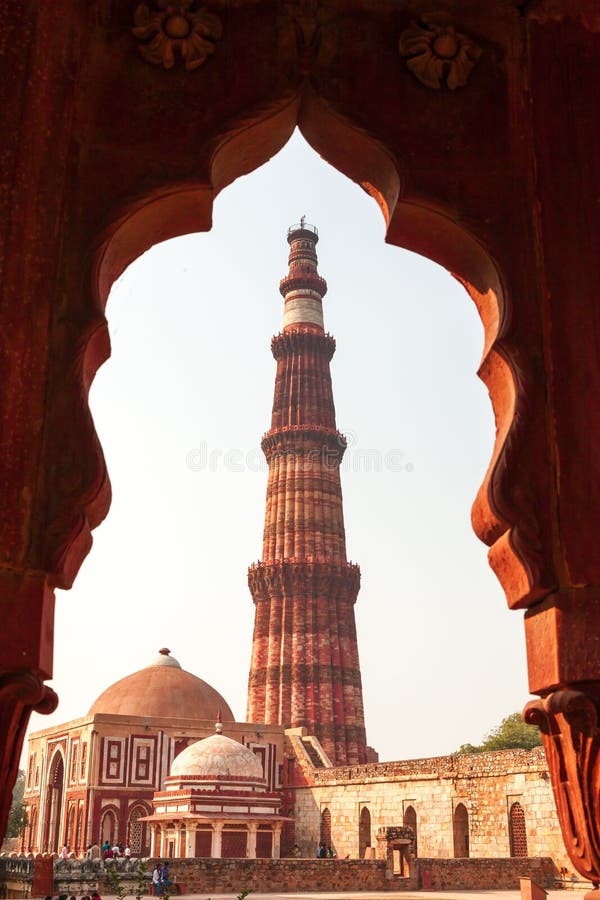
xmin=279 ymin=221 xmax=328 ymax=334
xmin=283 ymin=295 xmax=324 ymax=329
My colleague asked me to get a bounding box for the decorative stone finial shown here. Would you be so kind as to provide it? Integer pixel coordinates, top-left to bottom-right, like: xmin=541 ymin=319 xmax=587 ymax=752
xmin=215 ymin=709 xmax=223 ymax=733
xmin=159 ymin=647 xmax=171 ymax=656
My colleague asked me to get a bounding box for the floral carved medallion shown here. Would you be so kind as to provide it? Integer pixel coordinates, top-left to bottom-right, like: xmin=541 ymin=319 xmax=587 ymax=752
xmin=132 ymin=0 xmax=222 ymax=70
xmin=399 ymin=13 xmax=482 ymax=90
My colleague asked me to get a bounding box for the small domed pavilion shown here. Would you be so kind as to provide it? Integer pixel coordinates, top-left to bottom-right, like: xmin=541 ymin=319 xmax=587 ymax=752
xmin=21 ymin=650 xmax=286 ymax=857
xmin=143 ymin=718 xmax=288 ymax=859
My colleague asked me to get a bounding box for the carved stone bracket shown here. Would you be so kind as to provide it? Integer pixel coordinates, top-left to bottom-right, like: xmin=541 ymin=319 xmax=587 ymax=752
xmin=399 ymin=13 xmax=482 ymax=90
xmin=132 ymin=0 xmax=222 ymax=70
xmin=524 ymin=690 xmax=600 ymax=893
xmin=0 ymin=672 xmax=58 ymax=843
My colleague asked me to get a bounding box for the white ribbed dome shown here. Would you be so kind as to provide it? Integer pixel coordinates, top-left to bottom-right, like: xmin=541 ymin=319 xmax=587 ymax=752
xmin=170 ymin=733 xmax=264 ymax=780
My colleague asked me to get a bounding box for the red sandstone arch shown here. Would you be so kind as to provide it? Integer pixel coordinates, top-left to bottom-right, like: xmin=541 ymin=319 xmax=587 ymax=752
xmin=100 ymin=806 xmax=119 ymax=848
xmin=84 ymin=93 xmax=533 ymax=615
xmin=127 ymin=802 xmax=151 ymax=856
xmin=43 ymin=751 xmax=65 ymax=854
xmin=1 ymin=7 xmax=599 ymax=891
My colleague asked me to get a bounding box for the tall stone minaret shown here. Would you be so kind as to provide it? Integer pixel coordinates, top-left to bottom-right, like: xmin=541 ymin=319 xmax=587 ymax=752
xmin=247 ymin=220 xmax=367 ymax=766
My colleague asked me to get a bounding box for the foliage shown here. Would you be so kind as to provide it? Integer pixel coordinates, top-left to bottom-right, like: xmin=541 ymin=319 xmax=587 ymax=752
xmin=237 ymin=892 xmax=252 ymax=900
xmin=105 ymin=859 xmax=147 ymax=900
xmin=6 ymin=770 xmax=28 ymax=838
xmin=456 ymin=712 xmax=542 ymax=754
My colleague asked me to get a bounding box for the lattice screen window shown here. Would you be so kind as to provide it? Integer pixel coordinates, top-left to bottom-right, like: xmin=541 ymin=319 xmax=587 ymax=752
xmin=128 ymin=808 xmax=143 ymax=854
xmin=509 ymin=801 xmax=528 ymax=857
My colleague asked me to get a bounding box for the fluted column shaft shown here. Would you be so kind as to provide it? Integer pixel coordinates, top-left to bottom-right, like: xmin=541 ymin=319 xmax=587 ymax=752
xmin=247 ymin=224 xmax=367 ymax=765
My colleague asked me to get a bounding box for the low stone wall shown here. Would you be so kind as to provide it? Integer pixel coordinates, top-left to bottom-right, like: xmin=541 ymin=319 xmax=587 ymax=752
xmin=0 ymin=854 xmax=562 ymax=897
xmin=129 ymin=858 xmax=392 ymax=894
xmin=416 ymin=857 xmax=559 ymax=890
xmin=0 ymin=856 xmax=34 ymax=899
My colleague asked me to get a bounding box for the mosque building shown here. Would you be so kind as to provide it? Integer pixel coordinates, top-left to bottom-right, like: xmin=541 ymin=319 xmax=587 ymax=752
xmin=20 ymin=224 xmax=569 ymax=873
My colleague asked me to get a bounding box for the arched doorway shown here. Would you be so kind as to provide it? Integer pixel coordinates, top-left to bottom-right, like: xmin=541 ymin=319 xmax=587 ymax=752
xmin=101 ymin=808 xmax=118 ymax=847
xmin=43 ymin=751 xmax=64 ymax=853
xmin=359 ymin=807 xmax=371 ymax=859
xmin=403 ymin=805 xmax=417 ymax=857
xmin=509 ymin=802 xmax=528 ymax=857
xmin=453 ymin=803 xmax=469 ymax=858
xmin=128 ymin=804 xmax=150 ymax=856
xmin=320 ymin=808 xmax=332 ymax=851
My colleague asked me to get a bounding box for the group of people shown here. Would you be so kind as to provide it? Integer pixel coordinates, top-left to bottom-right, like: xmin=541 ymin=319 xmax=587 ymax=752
xmin=152 ymin=861 xmax=172 ymax=896
xmin=316 ymin=842 xmax=336 ymax=858
xmin=100 ymin=840 xmax=131 ymax=860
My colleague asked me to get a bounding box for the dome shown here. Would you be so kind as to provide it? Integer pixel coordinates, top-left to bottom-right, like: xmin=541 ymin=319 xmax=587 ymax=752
xmin=88 ymin=649 xmax=235 ymax=721
xmin=170 ymin=732 xmax=264 ymax=780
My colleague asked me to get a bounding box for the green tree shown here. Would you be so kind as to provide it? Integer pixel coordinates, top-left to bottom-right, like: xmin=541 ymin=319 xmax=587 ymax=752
xmin=6 ymin=769 xmax=28 ymax=838
xmin=456 ymin=712 xmax=542 ymax=754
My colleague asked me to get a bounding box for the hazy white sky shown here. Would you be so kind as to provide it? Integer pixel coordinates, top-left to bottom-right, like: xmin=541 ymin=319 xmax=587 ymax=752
xmin=27 ymin=130 xmax=530 ymax=763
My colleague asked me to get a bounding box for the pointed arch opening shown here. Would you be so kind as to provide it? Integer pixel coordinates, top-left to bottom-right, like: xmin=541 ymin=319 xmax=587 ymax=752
xmin=43 ymin=751 xmax=64 ymax=853
xmin=359 ymin=806 xmax=372 ymax=859
xmin=39 ymin=93 xmax=525 ymax=775
xmin=403 ymin=805 xmax=417 ymax=857
xmin=128 ymin=803 xmax=151 ymax=857
xmin=453 ymin=803 xmax=470 ymax=859
xmin=320 ymin=807 xmax=332 ymax=851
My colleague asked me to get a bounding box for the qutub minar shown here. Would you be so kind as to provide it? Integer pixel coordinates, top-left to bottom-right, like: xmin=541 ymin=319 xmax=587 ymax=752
xmin=246 ymin=220 xmax=368 ymax=766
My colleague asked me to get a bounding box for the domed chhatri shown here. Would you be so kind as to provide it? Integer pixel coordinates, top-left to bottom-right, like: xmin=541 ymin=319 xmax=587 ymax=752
xmin=88 ymin=648 xmax=235 ymax=721
xmin=170 ymin=732 xmax=265 ymax=782
xmin=144 ymin=720 xmax=289 ymax=859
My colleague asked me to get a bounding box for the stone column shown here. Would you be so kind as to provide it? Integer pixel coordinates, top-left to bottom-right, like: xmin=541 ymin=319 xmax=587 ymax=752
xmin=211 ymin=823 xmax=223 ymax=859
xmin=174 ymin=823 xmax=183 ymax=858
xmin=151 ymin=826 xmax=161 ymax=858
xmin=247 ymin=823 xmax=258 ymax=859
xmin=185 ymin=825 xmax=197 ymax=858
xmin=273 ymin=824 xmax=282 ymax=859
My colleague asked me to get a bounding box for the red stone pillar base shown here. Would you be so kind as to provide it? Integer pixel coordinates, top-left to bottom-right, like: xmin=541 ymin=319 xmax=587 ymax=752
xmin=0 ymin=572 xmax=58 ymax=841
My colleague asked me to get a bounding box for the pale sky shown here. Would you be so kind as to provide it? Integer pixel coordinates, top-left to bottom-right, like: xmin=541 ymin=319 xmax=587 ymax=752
xmin=26 ymin=130 xmax=530 ymax=763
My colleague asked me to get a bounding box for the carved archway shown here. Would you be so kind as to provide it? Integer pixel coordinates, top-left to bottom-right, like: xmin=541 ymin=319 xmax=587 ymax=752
xmin=1 ymin=6 xmax=598 ymax=892
xmin=101 ymin=807 xmax=119 ymax=848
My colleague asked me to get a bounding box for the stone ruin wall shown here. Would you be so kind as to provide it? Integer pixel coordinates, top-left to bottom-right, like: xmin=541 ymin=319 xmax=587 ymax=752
xmin=292 ymin=747 xmax=569 ymax=871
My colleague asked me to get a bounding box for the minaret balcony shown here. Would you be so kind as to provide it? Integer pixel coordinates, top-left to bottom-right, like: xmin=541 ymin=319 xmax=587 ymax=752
xmin=271 ymin=330 xmax=336 ymax=361
xmin=279 ymin=272 xmax=327 ymax=298
xmin=261 ymin=425 xmax=347 ymax=461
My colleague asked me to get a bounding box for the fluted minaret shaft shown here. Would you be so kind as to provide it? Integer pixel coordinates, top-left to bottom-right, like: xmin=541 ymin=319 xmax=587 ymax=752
xmin=247 ymin=222 xmax=367 ymax=766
